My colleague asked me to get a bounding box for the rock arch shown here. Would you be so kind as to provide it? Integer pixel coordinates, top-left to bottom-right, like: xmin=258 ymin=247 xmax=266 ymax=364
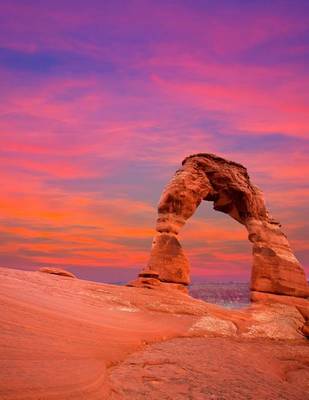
xmin=133 ymin=153 xmax=308 ymax=298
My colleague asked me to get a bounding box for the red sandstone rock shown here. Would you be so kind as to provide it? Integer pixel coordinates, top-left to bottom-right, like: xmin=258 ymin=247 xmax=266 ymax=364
xmin=144 ymin=233 xmax=190 ymax=285
xmin=109 ymin=337 xmax=309 ymax=400
xmin=302 ymin=321 xmax=309 ymax=337
xmin=251 ymin=291 xmax=309 ymax=319
xmin=38 ymin=267 xmax=76 ymax=278
xmin=0 ymin=266 xmax=308 ymax=400
xmin=134 ymin=153 xmax=308 ymax=297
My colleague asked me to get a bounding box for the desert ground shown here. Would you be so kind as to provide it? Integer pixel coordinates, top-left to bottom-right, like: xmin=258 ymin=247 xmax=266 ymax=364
xmin=0 ymin=267 xmax=308 ymax=400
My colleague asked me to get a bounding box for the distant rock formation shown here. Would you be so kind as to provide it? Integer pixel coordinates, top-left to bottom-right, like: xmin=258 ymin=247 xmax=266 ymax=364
xmin=133 ymin=153 xmax=308 ymax=298
xmin=38 ymin=267 xmax=76 ymax=278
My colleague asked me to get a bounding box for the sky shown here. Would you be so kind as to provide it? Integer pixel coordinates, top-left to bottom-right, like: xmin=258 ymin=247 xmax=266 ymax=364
xmin=0 ymin=0 xmax=308 ymax=283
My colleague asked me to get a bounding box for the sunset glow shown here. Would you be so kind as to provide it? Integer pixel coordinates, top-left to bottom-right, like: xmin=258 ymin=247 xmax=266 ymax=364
xmin=0 ymin=0 xmax=308 ymax=282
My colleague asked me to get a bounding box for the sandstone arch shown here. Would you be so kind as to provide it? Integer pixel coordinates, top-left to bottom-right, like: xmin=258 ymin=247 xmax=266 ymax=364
xmin=134 ymin=153 xmax=308 ymax=298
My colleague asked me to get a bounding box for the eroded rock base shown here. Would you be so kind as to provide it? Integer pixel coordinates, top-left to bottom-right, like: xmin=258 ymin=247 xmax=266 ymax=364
xmin=127 ymin=275 xmax=189 ymax=294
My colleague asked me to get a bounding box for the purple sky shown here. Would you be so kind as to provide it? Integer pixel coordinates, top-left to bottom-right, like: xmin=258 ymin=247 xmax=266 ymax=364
xmin=0 ymin=0 xmax=308 ymax=282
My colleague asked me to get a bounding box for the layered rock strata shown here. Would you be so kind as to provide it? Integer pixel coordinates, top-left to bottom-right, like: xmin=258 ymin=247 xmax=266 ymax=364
xmin=133 ymin=153 xmax=308 ymax=298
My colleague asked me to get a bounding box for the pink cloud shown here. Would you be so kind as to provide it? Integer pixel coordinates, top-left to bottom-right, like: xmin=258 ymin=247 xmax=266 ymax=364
xmin=151 ymin=74 xmax=309 ymax=138
xmin=0 ymin=0 xmax=307 ymax=280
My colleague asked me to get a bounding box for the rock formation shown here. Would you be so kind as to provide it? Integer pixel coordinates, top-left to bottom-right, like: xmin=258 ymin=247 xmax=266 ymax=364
xmin=134 ymin=153 xmax=308 ymax=298
xmin=1 ymin=158 xmax=308 ymax=400
xmin=39 ymin=267 xmax=76 ymax=278
xmin=1 ymin=266 xmax=308 ymax=400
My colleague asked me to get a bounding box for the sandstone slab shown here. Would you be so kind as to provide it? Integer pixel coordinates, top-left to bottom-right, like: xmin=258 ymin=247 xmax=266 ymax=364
xmin=109 ymin=337 xmax=309 ymax=400
xmin=1 ymin=266 xmax=308 ymax=400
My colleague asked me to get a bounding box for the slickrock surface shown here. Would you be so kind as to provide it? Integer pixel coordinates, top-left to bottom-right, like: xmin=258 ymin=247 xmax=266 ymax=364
xmin=109 ymin=338 xmax=309 ymax=400
xmin=0 ymin=267 xmax=308 ymax=400
xmin=136 ymin=153 xmax=308 ymax=297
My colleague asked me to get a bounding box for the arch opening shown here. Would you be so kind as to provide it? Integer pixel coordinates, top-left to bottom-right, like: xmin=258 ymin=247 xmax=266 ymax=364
xmin=181 ymin=200 xmax=251 ymax=283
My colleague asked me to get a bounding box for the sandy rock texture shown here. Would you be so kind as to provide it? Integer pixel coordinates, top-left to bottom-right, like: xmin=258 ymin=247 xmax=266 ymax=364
xmin=109 ymin=338 xmax=309 ymax=400
xmin=0 ymin=267 xmax=308 ymax=400
xmin=135 ymin=153 xmax=308 ymax=297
